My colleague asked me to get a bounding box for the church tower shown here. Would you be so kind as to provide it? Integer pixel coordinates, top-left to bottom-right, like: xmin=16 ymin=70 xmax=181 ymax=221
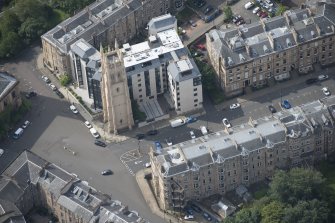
xmin=101 ymin=41 xmax=134 ymax=134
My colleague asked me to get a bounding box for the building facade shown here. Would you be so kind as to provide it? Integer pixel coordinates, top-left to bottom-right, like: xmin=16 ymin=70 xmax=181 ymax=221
xmin=150 ymin=96 xmax=335 ymax=211
xmin=0 ymin=72 xmax=21 ymax=113
xmin=41 ymin=0 xmax=184 ymax=76
xmin=0 ymin=150 xmax=148 ymax=223
xmin=101 ymin=44 xmax=134 ymax=134
xmin=206 ymin=4 xmax=335 ymax=97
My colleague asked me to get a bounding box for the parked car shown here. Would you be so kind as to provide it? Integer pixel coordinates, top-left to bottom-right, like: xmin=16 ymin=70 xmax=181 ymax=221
xmin=189 ymin=20 xmax=197 ymax=27
xmin=42 ymin=75 xmax=51 ymax=83
xmin=244 ymin=1 xmax=254 ymax=9
xmin=253 ymin=7 xmax=260 ymax=14
xmin=70 ymin=105 xmax=79 ymax=114
xmin=184 ymin=215 xmax=194 ymax=220
xmin=204 ymin=5 xmax=213 ymax=14
xmin=25 ymin=91 xmax=37 ymax=99
xmin=147 ymin=129 xmax=158 ymax=136
xmin=185 ymin=207 xmax=194 ymax=215
xmin=0 ymin=149 xmax=4 ymax=157
xmin=281 ymin=100 xmax=291 ymax=109
xmin=230 ymin=103 xmax=241 ymax=109
xmin=49 ymin=83 xmax=57 ymax=91
xmin=190 ymin=131 xmax=196 ymax=139
xmin=22 ymin=120 xmax=30 ymax=129
xmin=55 ymin=90 xmax=64 ymax=98
xmin=322 ymin=87 xmax=331 ymax=96
xmin=268 ymin=105 xmax=277 ymax=113
xmin=101 ymin=169 xmax=113 ymax=175
xmin=90 ymin=128 xmax=100 ymax=138
xmin=222 ymin=118 xmax=232 ymax=128
xmin=232 ymin=15 xmax=241 ymax=24
xmin=265 ymin=0 xmax=274 ymax=6
xmin=136 ymin=133 xmax=145 ymax=139
xmin=260 ymin=11 xmax=268 ymax=18
xmin=196 ymin=0 xmax=206 ymax=8
xmin=196 ymin=44 xmax=206 ymax=50
xmin=186 ymin=116 xmax=197 ymax=123
xmin=154 ymin=141 xmax=163 ymax=154
xmin=318 ymin=74 xmax=329 ymax=81
xmin=166 ymin=137 xmax=173 ymax=146
xmin=257 ymin=10 xmax=263 ymax=17
xmin=94 ymin=139 xmax=107 ymax=147
xmin=84 ymin=121 xmax=92 ymax=129
xmin=305 ymin=78 xmax=318 ymax=85
xmin=203 ymin=212 xmax=212 ymax=221
xmin=190 ymin=204 xmax=202 ymax=213
xmin=145 ymin=162 xmax=151 ymax=168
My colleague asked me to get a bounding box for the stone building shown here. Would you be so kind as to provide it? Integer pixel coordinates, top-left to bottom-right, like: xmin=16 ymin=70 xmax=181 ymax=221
xmin=150 ymin=96 xmax=335 ymax=211
xmin=0 ymin=150 xmax=147 ymax=223
xmin=206 ymin=3 xmax=335 ymax=97
xmin=0 ymin=72 xmax=21 ymax=113
xmin=101 ymin=44 xmax=134 ymax=134
xmin=41 ymin=0 xmax=184 ymax=76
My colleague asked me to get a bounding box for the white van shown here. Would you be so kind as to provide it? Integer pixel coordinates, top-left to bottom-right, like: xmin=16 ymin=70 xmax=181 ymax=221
xmin=200 ymin=126 xmax=208 ymax=135
xmin=13 ymin=128 xmax=24 ymax=139
xmin=90 ymin=128 xmax=100 ymax=138
xmin=244 ymin=1 xmax=254 ymax=9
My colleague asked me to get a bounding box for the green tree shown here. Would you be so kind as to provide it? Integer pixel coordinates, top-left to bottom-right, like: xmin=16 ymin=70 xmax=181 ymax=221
xmin=60 ymin=74 xmax=72 ymax=86
xmin=223 ymin=6 xmax=233 ymax=22
xmin=261 ymin=201 xmax=285 ymax=223
xmin=19 ymin=17 xmax=48 ymax=42
xmin=0 ymin=31 xmax=22 ymax=57
xmin=0 ymin=10 xmax=21 ymax=33
xmin=269 ymin=168 xmax=325 ymax=204
xmin=15 ymin=0 xmax=52 ymax=21
xmin=283 ymin=200 xmax=329 ymax=223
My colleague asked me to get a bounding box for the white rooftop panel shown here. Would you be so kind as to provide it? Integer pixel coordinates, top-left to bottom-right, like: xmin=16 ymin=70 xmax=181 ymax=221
xmin=77 ymin=41 xmax=91 ymax=51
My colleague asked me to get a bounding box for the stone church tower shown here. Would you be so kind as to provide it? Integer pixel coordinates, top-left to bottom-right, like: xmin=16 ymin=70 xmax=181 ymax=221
xmin=100 ymin=42 xmax=134 ymax=134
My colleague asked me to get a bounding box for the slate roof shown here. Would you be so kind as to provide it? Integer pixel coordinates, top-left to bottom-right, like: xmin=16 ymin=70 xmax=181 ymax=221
xmin=0 ymin=72 xmax=18 ymax=101
xmin=148 ymin=14 xmax=177 ymax=35
xmin=0 ymin=199 xmax=26 ymax=223
xmin=42 ymin=0 xmax=142 ymax=53
xmin=207 ymin=4 xmax=335 ymax=68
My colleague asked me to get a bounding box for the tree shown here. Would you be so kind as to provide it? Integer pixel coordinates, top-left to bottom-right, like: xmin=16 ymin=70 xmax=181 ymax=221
xmin=15 ymin=0 xmax=52 ymax=22
xmin=0 ymin=31 xmax=22 ymax=57
xmin=261 ymin=201 xmax=285 ymax=223
xmin=0 ymin=10 xmax=21 ymax=33
xmin=269 ymin=168 xmax=325 ymax=204
xmin=223 ymin=6 xmax=233 ymax=22
xmin=19 ymin=17 xmax=48 ymax=43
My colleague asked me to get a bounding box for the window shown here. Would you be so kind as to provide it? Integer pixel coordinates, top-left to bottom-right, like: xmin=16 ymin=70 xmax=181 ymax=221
xmin=194 ymin=99 xmax=198 ymax=102
xmin=138 ymin=83 xmax=141 ymax=87
xmin=329 ymin=52 xmax=332 ymax=57
xmin=283 ymin=67 xmax=287 ymax=72
xmin=283 ymin=59 xmax=286 ymax=64
xmin=194 ymin=88 xmax=197 ymax=91
xmin=276 ymin=69 xmax=280 ymax=74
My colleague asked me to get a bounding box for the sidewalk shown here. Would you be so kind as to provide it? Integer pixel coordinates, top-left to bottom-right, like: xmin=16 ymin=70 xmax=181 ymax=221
xmin=135 ymin=169 xmax=181 ymax=223
xmin=35 ymin=53 xmax=127 ymax=143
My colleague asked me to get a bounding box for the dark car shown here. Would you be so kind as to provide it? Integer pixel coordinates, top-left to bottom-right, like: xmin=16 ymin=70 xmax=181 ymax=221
xmin=147 ymin=129 xmax=158 ymax=136
xmin=190 ymin=204 xmax=202 ymax=213
xmin=305 ymin=78 xmax=318 ymax=85
xmin=55 ymin=90 xmax=64 ymax=99
xmin=268 ymin=105 xmax=277 ymax=113
xmin=203 ymin=212 xmax=212 ymax=221
xmin=197 ymin=0 xmax=206 ymax=8
xmin=203 ymin=5 xmax=213 ymax=14
xmin=25 ymin=91 xmax=37 ymax=99
xmin=186 ymin=116 xmax=198 ymax=123
xmin=136 ymin=133 xmax=145 ymax=140
xmin=94 ymin=139 xmax=107 ymax=147
xmin=184 ymin=207 xmax=194 ymax=215
xmin=281 ymin=100 xmax=291 ymax=109
xmin=101 ymin=169 xmax=113 ymax=175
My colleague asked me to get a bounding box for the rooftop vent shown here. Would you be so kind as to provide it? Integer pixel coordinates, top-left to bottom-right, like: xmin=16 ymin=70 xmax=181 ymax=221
xmin=227 ymin=57 xmax=234 ymax=66
xmin=311 ymin=30 xmax=315 ymax=38
xmin=199 ymin=145 xmax=206 ymax=150
xmin=263 ymin=45 xmax=270 ymax=53
xmin=286 ymin=38 xmax=292 ymax=47
xmin=248 ymin=130 xmax=256 ymax=134
xmin=239 ymin=54 xmax=246 ymax=62
xmin=123 ymin=43 xmax=131 ymax=51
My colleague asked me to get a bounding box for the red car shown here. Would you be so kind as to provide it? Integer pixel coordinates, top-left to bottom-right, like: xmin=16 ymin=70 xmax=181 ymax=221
xmin=196 ymin=44 xmax=206 ymax=51
xmin=257 ymin=10 xmax=263 ymax=17
xmin=261 ymin=11 xmax=268 ymax=18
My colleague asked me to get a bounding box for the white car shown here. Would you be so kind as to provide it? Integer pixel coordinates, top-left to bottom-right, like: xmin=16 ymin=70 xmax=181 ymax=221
xmin=222 ymin=118 xmax=232 ymax=128
xmin=230 ymin=103 xmax=241 ymax=110
xmin=265 ymin=0 xmax=274 ymax=6
xmin=0 ymin=149 xmax=4 ymax=157
xmin=318 ymin=74 xmax=329 ymax=81
xmin=322 ymin=87 xmax=331 ymax=96
xmin=145 ymin=162 xmax=151 ymax=168
xmin=253 ymin=7 xmax=260 ymax=14
xmin=70 ymin=105 xmax=79 ymax=114
xmin=165 ymin=138 xmax=173 ymax=146
xmin=244 ymin=1 xmax=254 ymax=9
xmin=190 ymin=131 xmax=196 ymax=139
xmin=49 ymin=83 xmax=57 ymax=91
xmin=84 ymin=121 xmax=92 ymax=129
xmin=184 ymin=215 xmax=194 ymax=220
xmin=90 ymin=128 xmax=100 ymax=138
xmin=22 ymin=120 xmax=30 ymax=129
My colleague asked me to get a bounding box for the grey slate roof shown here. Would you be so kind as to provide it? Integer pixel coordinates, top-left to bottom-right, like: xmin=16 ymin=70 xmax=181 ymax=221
xmin=0 ymin=72 xmax=18 ymax=100
xmin=42 ymin=0 xmax=142 ymax=53
xmin=0 ymin=199 xmax=26 ymax=223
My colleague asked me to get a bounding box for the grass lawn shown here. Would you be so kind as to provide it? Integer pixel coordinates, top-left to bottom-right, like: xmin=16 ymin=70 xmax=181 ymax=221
xmin=176 ymin=6 xmax=195 ymax=23
xmin=317 ymin=161 xmax=335 ymax=191
xmin=49 ymin=9 xmax=70 ymax=27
